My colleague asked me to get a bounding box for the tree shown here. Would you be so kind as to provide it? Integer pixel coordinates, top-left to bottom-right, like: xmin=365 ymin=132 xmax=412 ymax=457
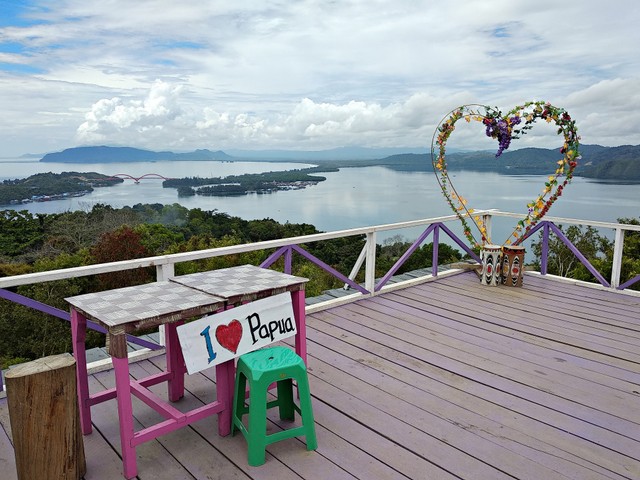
xmin=530 ymin=224 xmax=612 ymax=281
xmin=376 ymin=235 xmax=462 ymax=276
xmin=90 ymin=226 xmax=153 ymax=290
xmin=0 ymin=210 xmax=46 ymax=258
xmin=134 ymin=223 xmax=185 ymax=255
xmin=616 ymin=218 xmax=640 ymax=290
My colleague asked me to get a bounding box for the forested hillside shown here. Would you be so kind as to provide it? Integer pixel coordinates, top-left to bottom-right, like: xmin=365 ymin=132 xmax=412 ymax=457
xmin=369 ymin=144 xmax=640 ymax=180
xmin=0 ymin=172 xmax=122 ymax=205
xmin=0 ymin=203 xmax=463 ymax=368
xmin=2 ymin=201 xmax=638 ymax=369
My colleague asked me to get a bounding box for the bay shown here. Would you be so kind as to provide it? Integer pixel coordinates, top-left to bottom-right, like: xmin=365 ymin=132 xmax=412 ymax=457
xmin=1 ymin=159 xmax=639 ymax=247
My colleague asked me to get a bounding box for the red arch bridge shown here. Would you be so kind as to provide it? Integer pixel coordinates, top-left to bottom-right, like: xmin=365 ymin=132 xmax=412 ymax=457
xmin=110 ymin=173 xmax=174 ymax=183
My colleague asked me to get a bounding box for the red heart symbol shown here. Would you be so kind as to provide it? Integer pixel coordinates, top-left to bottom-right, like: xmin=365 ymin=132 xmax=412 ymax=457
xmin=432 ymin=101 xmax=580 ymax=248
xmin=215 ymin=319 xmax=243 ymax=353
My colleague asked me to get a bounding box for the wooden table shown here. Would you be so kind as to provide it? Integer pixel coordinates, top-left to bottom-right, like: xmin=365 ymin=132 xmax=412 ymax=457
xmin=67 ymin=265 xmax=308 ymax=479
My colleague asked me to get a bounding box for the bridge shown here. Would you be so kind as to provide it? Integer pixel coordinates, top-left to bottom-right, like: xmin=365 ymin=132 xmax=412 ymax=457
xmin=110 ymin=173 xmax=174 ymax=184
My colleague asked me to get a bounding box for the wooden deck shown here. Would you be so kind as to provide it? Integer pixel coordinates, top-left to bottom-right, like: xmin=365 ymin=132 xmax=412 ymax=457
xmin=1 ymin=270 xmax=640 ymax=479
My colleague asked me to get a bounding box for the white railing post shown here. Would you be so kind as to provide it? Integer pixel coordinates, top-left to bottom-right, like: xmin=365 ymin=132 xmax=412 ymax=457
xmin=364 ymin=232 xmax=377 ymax=294
xmin=611 ymin=227 xmax=625 ymax=289
xmin=156 ymin=264 xmax=175 ymax=347
xmin=156 ymin=263 xmax=175 ymax=282
xmin=344 ymin=244 xmax=368 ymax=290
xmin=482 ymin=213 xmax=493 ymax=243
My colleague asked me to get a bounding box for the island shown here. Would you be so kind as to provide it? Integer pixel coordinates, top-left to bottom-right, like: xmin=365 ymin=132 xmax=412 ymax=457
xmin=0 ymin=168 xmax=337 ymax=207
xmin=0 ymin=172 xmax=123 ymax=206
xmin=36 ymin=144 xmax=640 ymax=181
xmin=162 ymin=168 xmax=334 ymax=197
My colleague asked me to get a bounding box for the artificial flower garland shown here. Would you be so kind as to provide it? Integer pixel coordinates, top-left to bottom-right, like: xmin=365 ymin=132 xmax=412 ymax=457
xmin=431 ymin=101 xmax=580 ymax=248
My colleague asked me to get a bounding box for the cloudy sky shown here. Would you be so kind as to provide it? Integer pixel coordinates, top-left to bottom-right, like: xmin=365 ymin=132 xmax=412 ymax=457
xmin=1 ymin=0 xmax=640 ymax=157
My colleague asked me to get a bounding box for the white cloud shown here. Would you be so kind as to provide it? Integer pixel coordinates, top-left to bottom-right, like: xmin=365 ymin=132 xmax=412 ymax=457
xmin=76 ymin=81 xmax=185 ymax=144
xmin=2 ymin=0 xmax=640 ymax=155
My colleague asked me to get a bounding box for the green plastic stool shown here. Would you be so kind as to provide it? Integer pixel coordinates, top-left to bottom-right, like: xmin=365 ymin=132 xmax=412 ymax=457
xmin=232 ymin=346 xmax=318 ymax=466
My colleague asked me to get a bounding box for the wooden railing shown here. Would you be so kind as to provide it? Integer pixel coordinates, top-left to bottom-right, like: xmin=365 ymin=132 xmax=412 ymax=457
xmin=1 ymin=210 xmax=639 ymax=392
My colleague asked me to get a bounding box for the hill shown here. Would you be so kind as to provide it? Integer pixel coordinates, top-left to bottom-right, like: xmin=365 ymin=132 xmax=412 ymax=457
xmin=40 ymin=146 xmax=233 ymax=163
xmin=0 ymin=172 xmax=122 ymax=206
xmin=36 ymin=144 xmax=640 ymax=181
xmin=371 ymin=144 xmax=640 ymax=180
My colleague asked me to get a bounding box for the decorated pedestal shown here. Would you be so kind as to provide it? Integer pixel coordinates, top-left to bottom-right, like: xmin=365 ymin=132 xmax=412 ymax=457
xmin=480 ymin=245 xmax=503 ymax=287
xmin=430 ymin=100 xmax=580 ymax=288
xmin=501 ymin=245 xmax=526 ymax=287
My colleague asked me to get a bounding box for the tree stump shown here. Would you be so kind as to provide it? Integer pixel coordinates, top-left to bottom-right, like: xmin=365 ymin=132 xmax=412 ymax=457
xmin=5 ymin=353 xmax=86 ymax=480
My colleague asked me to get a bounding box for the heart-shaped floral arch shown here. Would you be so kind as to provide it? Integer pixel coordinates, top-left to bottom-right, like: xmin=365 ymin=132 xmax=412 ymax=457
xmin=431 ymin=101 xmax=580 ymax=248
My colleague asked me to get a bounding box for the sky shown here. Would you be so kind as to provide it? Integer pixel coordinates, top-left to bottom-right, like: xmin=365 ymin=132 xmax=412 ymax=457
xmin=1 ymin=0 xmax=640 ymax=157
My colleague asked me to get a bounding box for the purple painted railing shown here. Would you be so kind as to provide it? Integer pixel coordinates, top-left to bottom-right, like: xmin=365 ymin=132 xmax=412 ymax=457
xmin=524 ymin=221 xmax=612 ymax=287
xmin=261 ymin=244 xmax=370 ymax=294
xmin=1 ymin=212 xmax=638 ymax=392
xmin=375 ymin=223 xmax=481 ymax=292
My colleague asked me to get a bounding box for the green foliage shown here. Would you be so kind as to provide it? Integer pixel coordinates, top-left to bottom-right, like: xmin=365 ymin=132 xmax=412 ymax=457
xmin=0 ymin=251 xmax=102 ymax=370
xmin=0 ymin=210 xmax=46 ymax=258
xmin=530 ymin=221 xmax=640 ymax=290
xmin=616 ymin=218 xmax=640 ymax=289
xmin=0 ymin=203 xmax=466 ymax=368
xmin=177 ymin=186 xmax=196 ymax=196
xmin=0 ymin=172 xmax=122 ymax=205
xmin=531 ymin=225 xmax=611 ymax=280
xmin=162 ymin=168 xmax=328 ymax=196
xmin=376 ymin=235 xmax=463 ymax=277
xmin=134 ymin=223 xmax=185 ymax=255
xmin=89 ymin=226 xmax=154 ymax=290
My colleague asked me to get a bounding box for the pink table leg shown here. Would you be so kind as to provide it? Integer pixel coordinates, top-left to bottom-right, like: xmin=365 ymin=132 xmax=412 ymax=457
xmin=113 ymin=355 xmax=137 ymax=479
xmin=165 ymin=321 xmax=185 ymax=402
xmin=71 ymin=309 xmax=92 ymax=434
xmin=292 ymin=290 xmax=307 ymax=364
xmin=215 ymin=360 xmax=233 ymax=436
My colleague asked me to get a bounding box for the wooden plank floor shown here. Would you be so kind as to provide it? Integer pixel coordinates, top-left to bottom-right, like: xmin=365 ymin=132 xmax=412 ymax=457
xmin=1 ymin=271 xmax=639 ymax=479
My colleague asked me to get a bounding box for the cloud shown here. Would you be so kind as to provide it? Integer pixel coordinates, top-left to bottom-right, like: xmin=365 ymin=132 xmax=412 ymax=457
xmin=77 ymin=81 xmax=185 ymax=144
xmin=79 ymin=76 xmax=640 ymax=152
xmin=76 ymin=82 xmax=470 ymax=149
xmin=2 ymin=1 xmax=640 ymax=155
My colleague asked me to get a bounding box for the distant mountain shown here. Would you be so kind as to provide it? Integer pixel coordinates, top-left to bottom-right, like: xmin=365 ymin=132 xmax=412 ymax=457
xmin=578 ymin=144 xmax=640 ymax=181
xmin=36 ymin=143 xmax=640 ymax=181
xmin=224 ymin=146 xmax=427 ymax=161
xmin=40 ymin=146 xmax=233 ymax=163
xmin=373 ymin=144 xmax=640 ymax=180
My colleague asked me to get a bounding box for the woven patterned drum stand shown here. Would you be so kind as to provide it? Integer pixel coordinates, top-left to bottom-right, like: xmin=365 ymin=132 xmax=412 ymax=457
xmin=502 ymin=245 xmax=526 ymax=287
xmin=480 ymin=244 xmax=503 ymax=286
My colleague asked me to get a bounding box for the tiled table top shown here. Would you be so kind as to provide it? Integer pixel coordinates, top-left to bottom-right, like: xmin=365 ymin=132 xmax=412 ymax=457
xmin=66 ymin=281 xmax=225 ymax=331
xmin=169 ymin=264 xmax=308 ymax=303
xmin=66 ymin=265 xmax=308 ymax=333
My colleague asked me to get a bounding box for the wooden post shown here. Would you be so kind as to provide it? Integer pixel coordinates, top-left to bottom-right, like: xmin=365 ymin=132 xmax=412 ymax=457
xmin=5 ymin=353 xmax=86 ymax=480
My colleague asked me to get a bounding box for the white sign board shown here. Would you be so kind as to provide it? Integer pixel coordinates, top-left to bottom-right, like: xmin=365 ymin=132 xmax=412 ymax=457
xmin=177 ymin=292 xmax=296 ymax=374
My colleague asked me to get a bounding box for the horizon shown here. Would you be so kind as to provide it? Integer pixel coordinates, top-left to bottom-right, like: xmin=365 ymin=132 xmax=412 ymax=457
xmin=1 ymin=2 xmax=640 ymax=157
xmin=5 ymin=141 xmax=636 ymax=162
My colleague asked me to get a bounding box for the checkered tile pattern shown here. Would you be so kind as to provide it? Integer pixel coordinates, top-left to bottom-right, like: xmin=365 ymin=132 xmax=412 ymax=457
xmin=170 ymin=264 xmax=308 ymax=301
xmin=66 ymin=282 xmax=225 ymax=327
